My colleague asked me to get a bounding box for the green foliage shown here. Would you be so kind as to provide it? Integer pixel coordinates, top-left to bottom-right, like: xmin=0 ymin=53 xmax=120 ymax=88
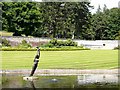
xmin=2 ymin=2 xmax=42 ymax=36
xmin=91 ymin=6 xmax=120 ymax=40
xmin=0 ymin=31 xmax=13 ymax=36
xmin=41 ymin=2 xmax=92 ymax=39
xmin=65 ymin=39 xmax=77 ymax=46
xmin=16 ymin=40 xmax=31 ymax=48
xmin=2 ymin=47 xmax=90 ymax=51
xmin=41 ymin=43 xmax=54 ymax=48
xmin=21 ymin=40 xmax=27 ymax=45
xmin=2 ymin=74 xmax=9 ymax=85
xmin=49 ymin=38 xmax=58 ymax=46
xmin=2 ymin=2 xmax=120 ymax=40
xmin=2 ymin=2 xmax=92 ymax=39
xmin=41 ymin=48 xmax=90 ymax=51
xmin=42 ymin=39 xmax=77 ymax=48
xmin=1 ymin=38 xmax=11 ymax=47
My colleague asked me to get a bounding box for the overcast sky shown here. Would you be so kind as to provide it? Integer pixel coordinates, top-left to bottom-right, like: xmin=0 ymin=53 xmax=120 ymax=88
xmin=34 ymin=0 xmax=120 ymax=13
xmin=90 ymin=0 xmax=119 ymax=13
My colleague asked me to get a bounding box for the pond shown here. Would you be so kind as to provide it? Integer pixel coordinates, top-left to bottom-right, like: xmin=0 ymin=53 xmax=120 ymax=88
xmin=1 ymin=73 xmax=119 ymax=89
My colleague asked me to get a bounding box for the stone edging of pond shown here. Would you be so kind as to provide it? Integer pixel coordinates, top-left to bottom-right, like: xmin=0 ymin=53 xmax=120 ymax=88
xmin=0 ymin=69 xmax=119 ymax=75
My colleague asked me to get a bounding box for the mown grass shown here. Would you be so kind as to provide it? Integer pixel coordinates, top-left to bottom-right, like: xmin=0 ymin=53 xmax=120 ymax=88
xmin=2 ymin=50 xmax=118 ymax=70
xmin=0 ymin=31 xmax=13 ymax=36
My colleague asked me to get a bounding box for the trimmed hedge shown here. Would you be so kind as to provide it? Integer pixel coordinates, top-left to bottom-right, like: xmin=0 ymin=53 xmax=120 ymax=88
xmin=1 ymin=47 xmax=90 ymax=51
xmin=41 ymin=39 xmax=78 ymax=48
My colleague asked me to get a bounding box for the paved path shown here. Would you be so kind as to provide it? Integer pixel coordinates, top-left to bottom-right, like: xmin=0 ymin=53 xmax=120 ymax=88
xmin=0 ymin=69 xmax=119 ymax=76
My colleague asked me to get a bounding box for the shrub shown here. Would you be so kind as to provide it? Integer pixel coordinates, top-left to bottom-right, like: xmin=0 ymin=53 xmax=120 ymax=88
xmin=49 ymin=38 xmax=57 ymax=46
xmin=57 ymin=40 xmax=64 ymax=46
xmin=43 ymin=38 xmax=78 ymax=48
xmin=1 ymin=38 xmax=11 ymax=47
xmin=22 ymin=40 xmax=27 ymax=44
xmin=16 ymin=40 xmax=31 ymax=48
xmin=65 ymin=39 xmax=77 ymax=46
xmin=41 ymin=43 xmax=54 ymax=48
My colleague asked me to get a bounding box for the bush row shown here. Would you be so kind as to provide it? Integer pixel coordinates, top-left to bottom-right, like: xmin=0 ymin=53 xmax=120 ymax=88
xmin=41 ymin=39 xmax=78 ymax=48
xmin=1 ymin=47 xmax=90 ymax=51
xmin=1 ymin=38 xmax=78 ymax=48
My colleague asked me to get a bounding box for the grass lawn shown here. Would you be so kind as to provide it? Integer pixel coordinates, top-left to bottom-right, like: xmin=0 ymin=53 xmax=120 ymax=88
xmin=0 ymin=31 xmax=13 ymax=36
xmin=2 ymin=50 xmax=118 ymax=70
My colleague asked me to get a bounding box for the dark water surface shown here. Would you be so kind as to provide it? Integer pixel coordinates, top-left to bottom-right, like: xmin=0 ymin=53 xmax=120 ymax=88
xmin=1 ymin=73 xmax=119 ymax=89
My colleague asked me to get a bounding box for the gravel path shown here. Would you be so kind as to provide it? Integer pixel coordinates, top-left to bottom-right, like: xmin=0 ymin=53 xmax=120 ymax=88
xmin=0 ymin=69 xmax=119 ymax=76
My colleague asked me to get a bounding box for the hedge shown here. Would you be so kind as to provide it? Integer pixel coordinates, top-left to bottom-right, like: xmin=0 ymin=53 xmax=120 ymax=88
xmin=1 ymin=48 xmax=90 ymax=51
xmin=41 ymin=39 xmax=78 ymax=48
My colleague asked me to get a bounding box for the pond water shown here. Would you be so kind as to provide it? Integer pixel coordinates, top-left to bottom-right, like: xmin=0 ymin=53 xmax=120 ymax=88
xmin=1 ymin=73 xmax=119 ymax=89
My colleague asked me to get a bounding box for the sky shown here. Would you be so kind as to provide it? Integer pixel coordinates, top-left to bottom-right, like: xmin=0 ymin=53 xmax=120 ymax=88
xmin=34 ymin=0 xmax=120 ymax=13
xmin=90 ymin=0 xmax=120 ymax=13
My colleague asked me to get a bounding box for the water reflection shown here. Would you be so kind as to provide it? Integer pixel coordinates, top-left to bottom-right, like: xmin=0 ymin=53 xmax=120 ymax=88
xmin=77 ymin=74 xmax=118 ymax=86
xmin=29 ymin=81 xmax=36 ymax=90
xmin=2 ymin=73 xmax=119 ymax=88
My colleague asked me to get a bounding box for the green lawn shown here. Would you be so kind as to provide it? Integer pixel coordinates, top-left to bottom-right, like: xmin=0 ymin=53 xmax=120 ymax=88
xmin=0 ymin=31 xmax=13 ymax=36
xmin=2 ymin=50 xmax=118 ymax=70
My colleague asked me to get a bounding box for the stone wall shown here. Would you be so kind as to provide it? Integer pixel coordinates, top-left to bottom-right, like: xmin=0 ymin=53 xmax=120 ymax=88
xmin=2 ymin=36 xmax=50 ymax=47
xmin=74 ymin=40 xmax=118 ymax=49
xmin=1 ymin=36 xmax=119 ymax=49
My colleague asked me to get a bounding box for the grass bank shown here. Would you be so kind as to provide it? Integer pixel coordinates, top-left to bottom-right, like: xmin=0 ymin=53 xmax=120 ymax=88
xmin=0 ymin=31 xmax=13 ymax=36
xmin=2 ymin=50 xmax=118 ymax=70
xmin=1 ymin=47 xmax=90 ymax=51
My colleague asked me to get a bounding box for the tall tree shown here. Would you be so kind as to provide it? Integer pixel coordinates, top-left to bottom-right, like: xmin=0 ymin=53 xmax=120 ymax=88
xmin=91 ymin=6 xmax=120 ymax=40
xmin=107 ymin=8 xmax=120 ymax=39
xmin=0 ymin=2 xmax=2 ymax=31
xmin=2 ymin=2 xmax=42 ymax=36
xmin=40 ymin=2 xmax=92 ymax=39
xmin=2 ymin=2 xmax=92 ymax=39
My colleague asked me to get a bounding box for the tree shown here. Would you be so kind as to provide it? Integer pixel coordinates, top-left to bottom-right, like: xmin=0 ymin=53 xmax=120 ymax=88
xmin=40 ymin=2 xmax=92 ymax=39
xmin=73 ymin=2 xmax=92 ymax=39
xmin=0 ymin=2 xmax=2 ymax=31
xmin=91 ymin=5 xmax=120 ymax=40
xmin=107 ymin=8 xmax=120 ymax=39
xmin=2 ymin=2 xmax=43 ymax=36
xmin=2 ymin=2 xmax=92 ymax=39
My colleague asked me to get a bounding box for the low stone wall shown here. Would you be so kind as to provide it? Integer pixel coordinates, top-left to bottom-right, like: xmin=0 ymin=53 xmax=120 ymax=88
xmin=2 ymin=36 xmax=50 ymax=47
xmin=1 ymin=36 xmax=119 ymax=49
xmin=74 ymin=40 xmax=118 ymax=49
